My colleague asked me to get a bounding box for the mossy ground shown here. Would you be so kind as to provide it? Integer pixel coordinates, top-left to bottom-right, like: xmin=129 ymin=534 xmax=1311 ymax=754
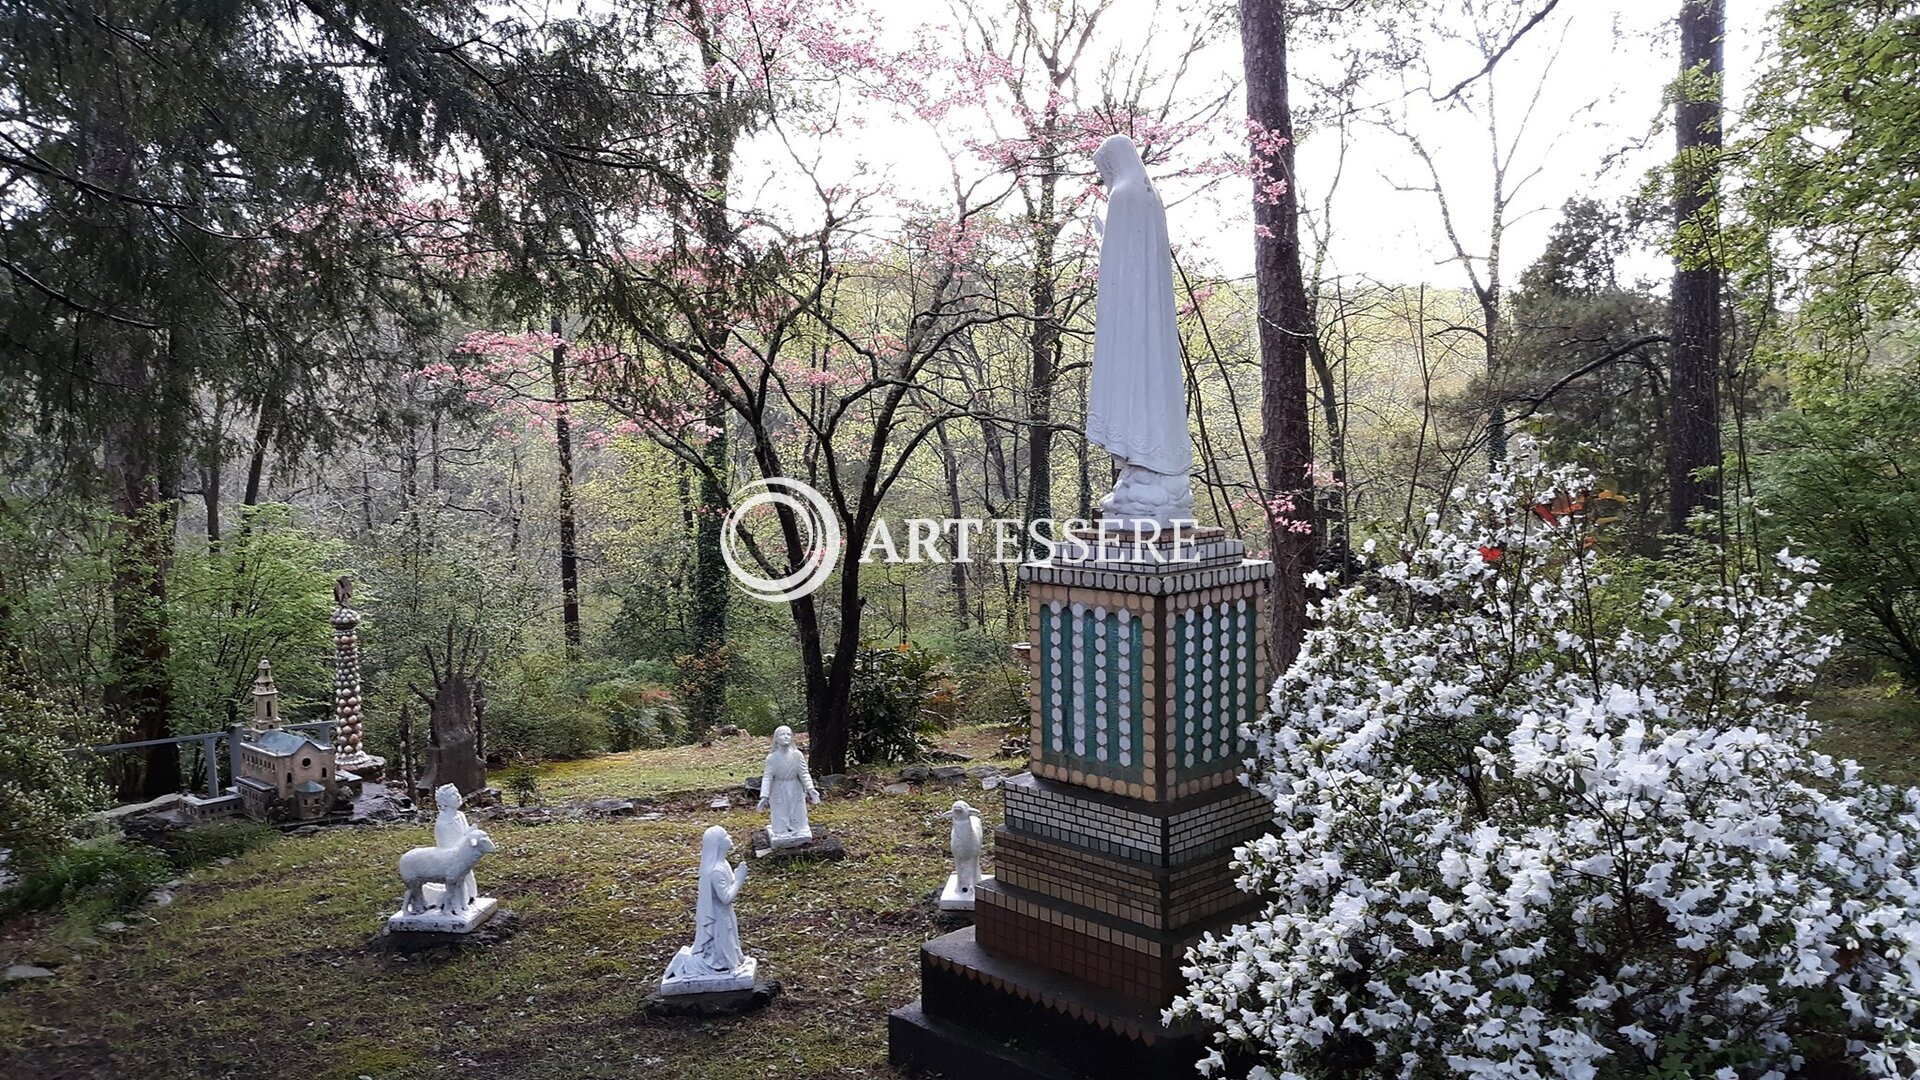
xmin=0 ymin=728 xmax=1020 ymax=1080
xmin=4 ymin=699 xmax=1913 ymax=1080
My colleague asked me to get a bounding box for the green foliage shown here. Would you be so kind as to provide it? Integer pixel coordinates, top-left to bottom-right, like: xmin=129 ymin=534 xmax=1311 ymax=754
xmin=167 ymin=504 xmax=346 ymax=733
xmin=0 ymin=498 xmax=113 ymax=701
xmin=145 ymin=820 xmax=277 ymax=871
xmin=0 ymin=836 xmax=169 ymax=922
xmin=673 ymin=645 xmax=732 ymax=741
xmin=0 ymin=685 xmax=109 ymax=870
xmin=585 ymin=662 xmax=682 ymax=751
xmin=1739 ymin=2 xmax=1920 ymax=389
xmin=483 ymin=656 xmax=682 ymax=762
xmin=926 ymin=626 xmax=1027 ymax=732
xmin=1506 ymin=198 xmax=1670 ymax=550
xmin=1753 ymin=369 xmax=1920 ymax=684
xmin=842 ymin=643 xmax=952 ymax=766
xmin=502 ymin=768 xmax=543 ymax=807
xmin=482 ymin=652 xmax=613 ymax=762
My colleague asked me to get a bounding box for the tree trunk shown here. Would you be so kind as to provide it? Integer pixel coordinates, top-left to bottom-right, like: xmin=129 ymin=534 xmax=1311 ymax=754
xmin=679 ymin=0 xmax=735 ymax=737
xmin=243 ymin=400 xmax=271 ymax=507
xmin=935 ymin=423 xmax=971 ymax=630
xmin=1241 ymin=0 xmax=1317 ymax=672
xmin=79 ymin=43 xmax=181 ymax=801
xmin=1023 ymin=167 xmax=1062 ymax=560
xmin=1667 ymin=0 xmax=1724 ymax=536
xmin=104 ymin=409 xmax=181 ymax=801
xmin=549 ymin=314 xmax=583 ymax=657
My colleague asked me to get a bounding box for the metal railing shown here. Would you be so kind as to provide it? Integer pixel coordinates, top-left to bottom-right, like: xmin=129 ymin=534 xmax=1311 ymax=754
xmin=71 ymin=721 xmax=340 ymax=800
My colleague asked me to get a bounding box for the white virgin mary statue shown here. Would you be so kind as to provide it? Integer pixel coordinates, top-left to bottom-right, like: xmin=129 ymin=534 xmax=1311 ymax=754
xmin=1086 ymin=133 xmax=1195 ymax=529
xmin=662 ymin=825 xmax=751 ymax=989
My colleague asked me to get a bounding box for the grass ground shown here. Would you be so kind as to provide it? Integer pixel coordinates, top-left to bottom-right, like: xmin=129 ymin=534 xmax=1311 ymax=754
xmin=526 ymin=726 xmax=1019 ymax=804
xmin=1812 ymin=684 xmax=1920 ymax=787
xmin=0 ymin=727 xmax=1022 ymax=1080
xmin=4 ymin=696 xmax=1916 ymax=1080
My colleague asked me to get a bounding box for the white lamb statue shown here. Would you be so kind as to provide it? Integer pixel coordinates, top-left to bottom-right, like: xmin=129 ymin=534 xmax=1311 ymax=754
xmin=938 ymin=800 xmax=990 ymax=911
xmin=388 ymin=828 xmax=502 ymax=933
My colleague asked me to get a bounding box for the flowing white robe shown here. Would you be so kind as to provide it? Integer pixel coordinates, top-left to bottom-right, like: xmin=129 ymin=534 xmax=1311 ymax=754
xmin=666 ymin=826 xmax=745 ymax=977
xmin=1085 ymin=134 xmax=1194 ymax=481
xmin=761 ymin=745 xmax=815 ymax=842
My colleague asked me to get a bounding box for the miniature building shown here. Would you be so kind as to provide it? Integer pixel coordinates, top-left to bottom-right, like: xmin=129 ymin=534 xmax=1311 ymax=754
xmin=236 ymin=727 xmax=341 ymax=821
xmin=250 ymin=657 xmax=281 ymax=726
xmin=294 ymin=780 xmax=329 ymax=819
xmin=233 ymin=659 xmax=350 ymax=822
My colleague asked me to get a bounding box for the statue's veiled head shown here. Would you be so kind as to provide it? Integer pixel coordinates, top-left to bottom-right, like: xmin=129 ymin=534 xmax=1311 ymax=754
xmin=772 ymin=725 xmax=794 ymax=750
xmin=1093 ymin=133 xmax=1148 ymax=188
xmin=700 ymin=823 xmax=733 ymax=865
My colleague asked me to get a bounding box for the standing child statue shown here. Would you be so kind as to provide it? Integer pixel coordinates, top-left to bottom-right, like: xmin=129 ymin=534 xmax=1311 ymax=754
xmin=660 ymin=825 xmax=755 ymax=994
xmin=433 ymin=783 xmax=478 ymax=912
xmin=938 ymin=800 xmax=990 ymax=911
xmin=756 ymin=726 xmax=820 ymax=848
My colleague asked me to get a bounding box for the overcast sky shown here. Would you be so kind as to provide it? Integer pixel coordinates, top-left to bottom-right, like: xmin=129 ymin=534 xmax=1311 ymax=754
xmin=755 ymin=0 xmax=1776 ymax=292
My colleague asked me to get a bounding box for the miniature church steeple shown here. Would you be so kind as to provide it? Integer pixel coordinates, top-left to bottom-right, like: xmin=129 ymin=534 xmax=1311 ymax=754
xmin=251 ymin=659 xmax=282 ymax=726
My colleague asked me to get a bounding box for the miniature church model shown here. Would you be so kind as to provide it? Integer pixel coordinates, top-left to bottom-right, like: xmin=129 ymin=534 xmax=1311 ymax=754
xmin=234 ymin=660 xmax=352 ymax=822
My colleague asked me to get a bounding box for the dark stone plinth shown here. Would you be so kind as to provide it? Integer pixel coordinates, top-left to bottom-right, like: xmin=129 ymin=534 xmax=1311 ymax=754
xmin=890 ymin=926 xmax=1209 ymax=1080
xmin=370 ymin=910 xmax=518 ymax=959
xmin=641 ymin=980 xmax=782 ymax=1018
xmin=890 ymin=1002 xmax=1083 ymax=1080
xmin=749 ymin=828 xmax=846 ymax=862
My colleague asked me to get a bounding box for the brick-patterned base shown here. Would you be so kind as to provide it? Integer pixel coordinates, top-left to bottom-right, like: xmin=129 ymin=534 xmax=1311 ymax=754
xmin=892 ymin=553 xmax=1275 ymax=1080
xmin=1001 ymin=772 xmax=1274 ymax=868
xmin=994 ymin=829 xmax=1252 ymax=932
xmin=977 ymin=879 xmax=1202 ymax=1004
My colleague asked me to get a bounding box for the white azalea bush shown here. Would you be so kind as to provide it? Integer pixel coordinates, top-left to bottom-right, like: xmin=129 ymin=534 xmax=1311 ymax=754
xmin=1171 ymin=455 xmax=1920 ymax=1080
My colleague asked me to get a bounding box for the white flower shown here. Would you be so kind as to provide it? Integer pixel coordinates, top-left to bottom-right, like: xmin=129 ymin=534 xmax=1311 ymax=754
xmin=1172 ymin=449 xmax=1920 ymax=1079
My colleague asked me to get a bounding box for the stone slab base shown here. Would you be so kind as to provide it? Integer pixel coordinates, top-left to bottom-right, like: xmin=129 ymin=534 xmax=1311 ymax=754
xmin=889 ymin=1002 xmax=1084 ymax=1080
xmin=889 ymin=926 xmax=1209 ymax=1080
xmin=939 ymin=873 xmax=991 ymax=911
xmin=373 ymin=910 xmax=518 ymax=957
xmin=660 ymin=953 xmax=757 ymax=995
xmin=642 ymin=980 xmax=782 ymax=1018
xmin=750 ymin=828 xmax=846 ymax=862
xmin=387 ymin=895 xmax=498 ymax=934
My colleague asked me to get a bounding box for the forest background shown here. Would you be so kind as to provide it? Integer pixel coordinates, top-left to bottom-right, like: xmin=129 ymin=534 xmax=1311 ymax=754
xmin=3 ymin=0 xmax=1915 ymax=802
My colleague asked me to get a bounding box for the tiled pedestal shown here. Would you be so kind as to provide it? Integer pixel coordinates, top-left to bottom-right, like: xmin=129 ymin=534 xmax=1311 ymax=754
xmin=891 ymin=536 xmax=1275 ymax=1079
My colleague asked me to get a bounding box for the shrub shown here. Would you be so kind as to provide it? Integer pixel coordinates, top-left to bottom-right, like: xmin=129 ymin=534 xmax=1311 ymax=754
xmin=501 ymin=767 xmax=542 ymax=807
xmin=481 ymin=651 xmax=613 ymax=762
xmin=1172 ymin=452 xmax=1920 ymax=1079
xmin=146 ymin=820 xmax=276 ymax=871
xmin=1753 ymin=372 xmax=1920 ymax=686
xmin=0 ymin=684 xmax=108 ymax=871
xmin=843 ymin=642 xmax=952 ymax=766
xmin=585 ymin=663 xmax=681 ymax=750
xmin=0 ymin=836 xmax=169 ymax=921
